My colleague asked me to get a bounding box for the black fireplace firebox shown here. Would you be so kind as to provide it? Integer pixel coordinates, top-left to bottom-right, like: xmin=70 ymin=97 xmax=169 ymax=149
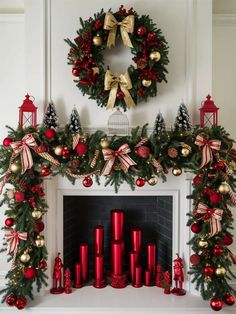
xmin=63 ymin=195 xmax=173 ymax=279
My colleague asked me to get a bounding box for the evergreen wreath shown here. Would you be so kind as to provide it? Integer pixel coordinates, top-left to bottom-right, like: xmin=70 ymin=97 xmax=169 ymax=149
xmin=65 ymin=5 xmax=169 ymax=111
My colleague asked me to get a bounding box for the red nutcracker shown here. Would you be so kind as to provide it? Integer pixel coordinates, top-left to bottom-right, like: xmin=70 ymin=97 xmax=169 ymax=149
xmin=64 ymin=267 xmax=72 ymax=294
xmin=171 ymin=254 xmax=186 ymax=296
xmin=50 ymin=253 xmax=64 ymax=294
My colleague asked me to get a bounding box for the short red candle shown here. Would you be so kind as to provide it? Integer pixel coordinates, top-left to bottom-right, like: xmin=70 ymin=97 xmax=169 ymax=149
xmin=144 ymin=269 xmax=151 ymax=286
xmin=129 ymin=251 xmax=137 ymax=283
xmin=112 ymin=240 xmax=123 ymax=275
xmin=111 ymin=210 xmax=124 ymax=241
xmin=133 ymin=265 xmax=142 ymax=288
xmin=94 ymin=254 xmax=104 ymax=281
xmin=131 ymin=228 xmax=141 ymax=261
xmin=94 ymin=225 xmax=104 ymax=255
xmin=80 ymin=243 xmax=88 ymax=283
xmin=75 ymin=262 xmax=82 ymax=288
xmin=147 ymin=243 xmax=156 ymax=279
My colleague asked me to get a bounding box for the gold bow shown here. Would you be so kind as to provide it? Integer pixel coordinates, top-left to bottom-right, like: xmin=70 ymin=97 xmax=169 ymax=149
xmin=103 ymin=12 xmax=134 ymax=48
xmin=104 ymin=69 xmax=136 ymax=109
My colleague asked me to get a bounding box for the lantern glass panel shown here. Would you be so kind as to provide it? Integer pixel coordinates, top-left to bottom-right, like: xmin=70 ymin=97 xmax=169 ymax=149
xmin=203 ymin=112 xmax=215 ymax=128
xmin=22 ymin=112 xmax=33 ymax=128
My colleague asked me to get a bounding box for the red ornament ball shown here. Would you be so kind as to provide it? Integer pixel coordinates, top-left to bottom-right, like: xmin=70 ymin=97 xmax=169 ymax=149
xmin=5 ymin=218 xmax=14 ymax=227
xmin=36 ymin=220 xmax=44 ymax=232
xmin=212 ymin=246 xmax=224 ymax=256
xmin=3 ymin=137 xmax=13 ymax=146
xmin=223 ymin=293 xmax=235 ymax=306
xmin=190 ymin=254 xmax=201 ymax=265
xmin=223 ymin=234 xmax=233 ymax=246
xmin=136 ymin=178 xmax=145 ymax=187
xmin=62 ymin=147 xmax=71 ymax=159
xmin=191 ymin=222 xmax=201 ymax=234
xmin=213 ymin=161 xmax=225 ymax=171
xmin=40 ymin=166 xmax=52 ymax=177
xmin=24 ymin=267 xmax=37 ymax=280
xmin=210 ymin=193 xmax=222 ymax=204
xmin=203 ymin=265 xmax=214 ymax=277
xmin=14 ymin=191 xmax=25 ymax=202
xmin=210 ymin=298 xmax=223 ymax=311
xmin=76 ymin=142 xmax=88 ymax=156
xmin=116 ymin=91 xmax=125 ymax=99
xmin=193 ymin=175 xmax=203 ymax=186
xmin=15 ymin=296 xmax=27 ymax=310
xmin=39 ymin=260 xmax=47 ymax=270
xmin=82 ymin=176 xmax=93 ymax=188
xmin=135 ymin=146 xmax=151 ymax=159
xmin=37 ymin=143 xmax=48 ymax=153
xmin=137 ymin=26 xmax=147 ymax=37
xmin=72 ymin=67 xmax=79 ymax=76
xmin=45 ymin=128 xmax=56 ymax=139
xmin=6 ymin=294 xmax=17 ymax=307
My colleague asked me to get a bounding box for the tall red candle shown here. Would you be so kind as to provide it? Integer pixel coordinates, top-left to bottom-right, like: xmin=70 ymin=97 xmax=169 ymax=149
xmin=74 ymin=262 xmax=82 ymax=288
xmin=147 ymin=243 xmax=156 ymax=280
xmin=80 ymin=243 xmax=88 ymax=283
xmin=111 ymin=210 xmax=124 ymax=241
xmin=94 ymin=254 xmax=106 ymax=288
xmin=133 ymin=265 xmax=142 ymax=288
xmin=112 ymin=240 xmax=123 ymax=275
xmin=131 ymin=228 xmax=141 ymax=261
xmin=94 ymin=225 xmax=104 ymax=255
xmin=129 ymin=251 xmax=137 ymax=283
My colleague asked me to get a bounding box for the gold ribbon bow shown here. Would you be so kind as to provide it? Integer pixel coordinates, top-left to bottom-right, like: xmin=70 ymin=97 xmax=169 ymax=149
xmin=103 ymin=12 xmax=134 ymax=48
xmin=104 ymin=69 xmax=136 ymax=109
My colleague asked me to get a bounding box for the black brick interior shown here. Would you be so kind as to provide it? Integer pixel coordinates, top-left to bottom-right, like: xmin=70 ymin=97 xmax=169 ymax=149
xmin=63 ymin=196 xmax=172 ymax=280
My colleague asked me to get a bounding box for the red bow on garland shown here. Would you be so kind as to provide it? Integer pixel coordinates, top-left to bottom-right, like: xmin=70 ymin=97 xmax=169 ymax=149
xmin=196 ymin=202 xmax=223 ymax=237
xmin=5 ymin=230 xmax=27 ymax=269
xmin=11 ymin=134 xmax=37 ymax=174
xmin=101 ymin=144 xmax=136 ymax=175
xmin=195 ymin=134 xmax=221 ymax=168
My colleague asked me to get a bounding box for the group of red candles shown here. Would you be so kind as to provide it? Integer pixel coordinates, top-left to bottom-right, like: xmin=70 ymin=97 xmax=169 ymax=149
xmin=74 ymin=209 xmax=157 ymax=289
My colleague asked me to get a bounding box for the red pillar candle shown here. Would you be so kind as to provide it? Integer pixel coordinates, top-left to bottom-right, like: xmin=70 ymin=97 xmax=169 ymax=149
xmin=94 ymin=225 xmax=104 ymax=255
xmin=94 ymin=254 xmax=106 ymax=288
xmin=111 ymin=240 xmax=123 ymax=275
xmin=133 ymin=265 xmax=142 ymax=288
xmin=80 ymin=243 xmax=88 ymax=283
xmin=129 ymin=251 xmax=138 ymax=283
xmin=111 ymin=210 xmax=124 ymax=241
xmin=131 ymin=228 xmax=141 ymax=262
xmin=144 ymin=269 xmax=151 ymax=286
xmin=74 ymin=262 xmax=82 ymax=288
xmin=147 ymin=243 xmax=156 ymax=280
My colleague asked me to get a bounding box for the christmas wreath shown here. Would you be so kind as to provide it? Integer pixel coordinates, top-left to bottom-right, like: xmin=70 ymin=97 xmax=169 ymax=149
xmin=65 ymin=5 xmax=169 ymax=111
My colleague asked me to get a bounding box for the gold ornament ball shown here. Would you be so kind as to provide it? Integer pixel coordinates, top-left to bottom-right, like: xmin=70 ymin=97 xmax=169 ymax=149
xmin=149 ymin=51 xmax=161 ymax=62
xmin=148 ymin=177 xmax=158 ymax=186
xmin=32 ymin=209 xmax=42 ymax=220
xmin=100 ymin=138 xmax=110 ymax=149
xmin=204 ymin=276 xmax=212 ymax=283
xmin=20 ymin=251 xmax=31 ymax=263
xmin=54 ymin=145 xmax=63 ymax=156
xmin=172 ymin=167 xmax=182 ymax=176
xmin=142 ymin=79 xmax=152 ymax=87
xmin=198 ymin=238 xmax=209 ymax=248
xmin=35 ymin=235 xmax=45 ymax=248
xmin=215 ymin=266 xmax=226 ymax=276
xmin=10 ymin=162 xmax=21 ymax=173
xmin=92 ymin=35 xmax=102 ymax=46
xmin=218 ymin=182 xmax=230 ymax=194
xmin=181 ymin=147 xmax=191 ymax=157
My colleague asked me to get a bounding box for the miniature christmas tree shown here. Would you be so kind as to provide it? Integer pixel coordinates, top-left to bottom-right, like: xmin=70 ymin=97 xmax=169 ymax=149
xmin=153 ymin=112 xmax=166 ymax=136
xmin=43 ymin=102 xmax=58 ymax=129
xmin=69 ymin=107 xmax=82 ymax=133
xmin=174 ymin=102 xmax=191 ymax=132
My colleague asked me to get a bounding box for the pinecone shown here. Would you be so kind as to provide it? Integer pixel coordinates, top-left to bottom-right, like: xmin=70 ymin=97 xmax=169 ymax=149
xmin=167 ymin=147 xmax=178 ymax=158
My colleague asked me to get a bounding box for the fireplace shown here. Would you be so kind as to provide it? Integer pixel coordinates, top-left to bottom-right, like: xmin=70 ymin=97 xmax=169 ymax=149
xmin=63 ymin=195 xmax=173 ymax=280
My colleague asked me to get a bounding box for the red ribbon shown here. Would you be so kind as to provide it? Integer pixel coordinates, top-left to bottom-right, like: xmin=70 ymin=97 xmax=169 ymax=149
xmin=151 ymin=158 xmax=163 ymax=173
xmin=195 ymin=134 xmax=221 ymax=168
xmin=11 ymin=134 xmax=37 ymax=174
xmin=5 ymin=230 xmax=27 ymax=269
xmin=101 ymin=144 xmax=136 ymax=175
xmin=196 ymin=202 xmax=223 ymax=237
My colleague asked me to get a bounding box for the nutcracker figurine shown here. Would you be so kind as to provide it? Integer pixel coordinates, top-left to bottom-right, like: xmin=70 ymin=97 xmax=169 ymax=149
xmin=171 ymin=254 xmax=186 ymax=296
xmin=50 ymin=253 xmax=65 ymax=294
xmin=64 ymin=267 xmax=72 ymax=294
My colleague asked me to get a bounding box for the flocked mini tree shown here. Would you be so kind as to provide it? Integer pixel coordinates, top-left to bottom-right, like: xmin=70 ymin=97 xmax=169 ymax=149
xmin=68 ymin=107 xmax=82 ymax=133
xmin=153 ymin=112 xmax=166 ymax=137
xmin=42 ymin=103 xmax=58 ymax=129
xmin=174 ymin=102 xmax=192 ymax=132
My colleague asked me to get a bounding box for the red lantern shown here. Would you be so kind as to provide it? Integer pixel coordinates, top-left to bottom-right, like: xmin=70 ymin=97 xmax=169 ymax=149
xmin=19 ymin=94 xmax=37 ymax=128
xmin=199 ymin=95 xmax=219 ymax=128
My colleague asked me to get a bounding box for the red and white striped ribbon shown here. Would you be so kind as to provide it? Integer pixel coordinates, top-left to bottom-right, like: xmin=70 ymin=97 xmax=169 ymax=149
xmin=195 ymin=134 xmax=221 ymax=168
xmin=135 ymin=138 xmax=149 ymax=148
xmin=151 ymin=158 xmax=163 ymax=173
xmin=72 ymin=133 xmax=81 ymax=150
xmin=5 ymin=230 xmax=27 ymax=269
